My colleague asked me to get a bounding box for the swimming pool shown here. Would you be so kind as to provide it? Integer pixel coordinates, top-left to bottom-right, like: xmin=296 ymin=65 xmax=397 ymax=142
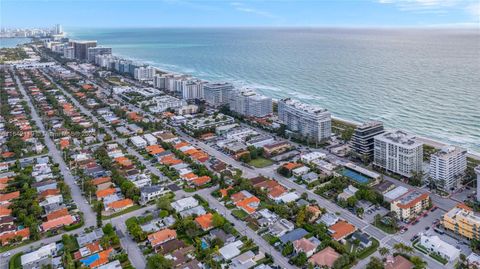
xmin=339 ymin=168 xmax=371 ymax=184
xmin=81 ymin=253 xmax=99 ymax=266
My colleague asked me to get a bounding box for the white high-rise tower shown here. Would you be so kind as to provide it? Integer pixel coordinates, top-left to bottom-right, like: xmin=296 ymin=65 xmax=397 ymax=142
xmin=475 ymin=165 xmax=480 ymax=201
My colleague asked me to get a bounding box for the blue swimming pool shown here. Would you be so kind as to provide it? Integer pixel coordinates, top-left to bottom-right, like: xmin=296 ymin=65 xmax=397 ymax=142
xmin=339 ymin=168 xmax=371 ymax=184
xmin=81 ymin=253 xmax=99 ymax=266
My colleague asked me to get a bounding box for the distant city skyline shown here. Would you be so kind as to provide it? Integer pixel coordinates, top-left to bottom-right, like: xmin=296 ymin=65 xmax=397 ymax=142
xmin=1 ymin=0 xmax=479 ymax=28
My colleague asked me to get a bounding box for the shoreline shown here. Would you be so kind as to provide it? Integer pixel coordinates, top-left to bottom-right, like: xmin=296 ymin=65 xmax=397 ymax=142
xmin=108 ymin=52 xmax=480 ymax=159
xmin=51 ymin=34 xmax=480 ymax=158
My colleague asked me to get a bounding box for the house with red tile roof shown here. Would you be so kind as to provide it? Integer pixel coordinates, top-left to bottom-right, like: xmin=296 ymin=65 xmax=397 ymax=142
xmin=81 ymin=248 xmax=113 ymax=268
xmin=234 ymin=192 xmax=260 ymax=214
xmin=293 ymin=238 xmax=318 ymax=257
xmin=106 ymin=199 xmax=134 ymax=212
xmin=0 ymin=227 xmax=30 ymax=246
xmin=92 ymin=177 xmax=111 ymax=186
xmin=195 ymin=213 xmax=214 ymax=231
xmin=39 ymin=189 xmax=61 ymax=199
xmin=0 ymin=205 xmax=12 ymax=217
xmin=146 ymin=145 xmax=165 ymax=155
xmin=96 ymin=188 xmax=117 ymax=200
xmin=328 ymin=220 xmax=357 ymax=241
xmin=41 ymin=215 xmax=75 ymax=231
xmin=46 ymin=208 xmax=69 ymax=221
xmin=0 ymin=191 xmax=20 ymax=205
xmin=308 ymin=247 xmax=340 ymax=268
xmin=148 ymin=229 xmax=177 ymax=248
xmin=191 ymin=176 xmax=211 ymax=187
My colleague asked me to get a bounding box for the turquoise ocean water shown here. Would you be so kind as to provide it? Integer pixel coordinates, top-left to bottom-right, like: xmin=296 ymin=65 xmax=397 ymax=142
xmin=67 ymin=28 xmax=480 ymax=152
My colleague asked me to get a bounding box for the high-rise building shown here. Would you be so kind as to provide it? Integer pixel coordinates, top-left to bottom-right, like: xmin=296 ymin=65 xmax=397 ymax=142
xmin=182 ymin=80 xmax=204 ymax=100
xmin=229 ymin=88 xmax=272 ymax=118
xmin=55 ymin=24 xmax=63 ymax=34
xmin=373 ymin=130 xmax=423 ymax=178
xmin=72 ymin=40 xmax=97 ymax=61
xmin=277 ymin=98 xmax=331 ymax=142
xmin=153 ymin=74 xmax=166 ymax=89
xmin=429 ymin=146 xmax=467 ymax=192
xmin=476 ymin=166 xmax=480 ymax=201
xmin=203 ymin=82 xmax=234 ymax=107
xmin=350 ymin=121 xmax=385 ymax=162
xmin=134 ymin=66 xmax=155 ymax=81
xmin=87 ymin=46 xmax=112 ymax=62
xmin=63 ymin=46 xmax=74 ymax=59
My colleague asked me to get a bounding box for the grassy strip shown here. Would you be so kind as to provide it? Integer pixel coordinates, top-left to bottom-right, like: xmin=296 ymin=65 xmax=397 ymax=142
xmin=248 ymin=158 xmax=273 ymax=168
xmin=103 ymin=205 xmax=142 ymax=220
xmin=231 ymin=209 xmax=248 ymax=220
xmin=9 ymin=252 xmax=23 ymax=269
xmin=64 ymin=219 xmax=84 ymax=231
xmin=429 ymin=252 xmax=448 ymax=265
xmin=357 ymin=238 xmax=379 ymax=259
xmin=372 ymin=222 xmax=398 ymax=234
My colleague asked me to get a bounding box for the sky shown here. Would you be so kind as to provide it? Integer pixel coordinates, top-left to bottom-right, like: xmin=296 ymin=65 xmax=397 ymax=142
xmin=1 ymin=0 xmax=479 ymax=28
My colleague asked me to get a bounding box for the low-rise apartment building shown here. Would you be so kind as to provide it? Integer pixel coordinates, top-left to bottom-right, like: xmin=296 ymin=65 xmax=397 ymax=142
xmin=442 ymin=203 xmax=480 ymax=240
xmin=390 ymin=189 xmax=429 ymax=221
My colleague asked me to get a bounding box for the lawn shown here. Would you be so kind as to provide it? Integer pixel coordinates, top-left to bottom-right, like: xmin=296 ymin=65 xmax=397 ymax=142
xmin=357 ymin=238 xmax=379 ymax=259
xmin=248 ymin=158 xmax=273 ymax=168
xmin=9 ymin=252 xmax=23 ymax=269
xmin=429 ymin=252 xmax=448 ymax=265
xmin=231 ymin=209 xmax=249 ymax=220
xmin=103 ymin=205 xmax=142 ymax=220
xmin=262 ymin=234 xmax=280 ymax=245
xmin=372 ymin=221 xmax=398 ymax=234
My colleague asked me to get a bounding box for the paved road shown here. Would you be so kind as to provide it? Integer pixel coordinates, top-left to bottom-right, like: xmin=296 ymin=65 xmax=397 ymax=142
xmin=14 ymin=71 xmax=96 ymax=225
xmin=1 ymin=72 xmax=96 ymax=269
xmin=173 ymin=128 xmax=449 ymax=269
xmin=195 ymin=188 xmax=295 ymax=269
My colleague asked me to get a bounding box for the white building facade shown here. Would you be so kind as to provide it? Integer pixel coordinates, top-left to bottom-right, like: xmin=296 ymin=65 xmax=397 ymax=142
xmin=229 ymin=88 xmax=272 ymax=118
xmin=429 ymin=146 xmax=467 ymax=192
xmin=277 ymin=98 xmax=331 ymax=142
xmin=203 ymin=82 xmax=234 ymax=107
xmin=373 ymin=130 xmax=423 ymax=178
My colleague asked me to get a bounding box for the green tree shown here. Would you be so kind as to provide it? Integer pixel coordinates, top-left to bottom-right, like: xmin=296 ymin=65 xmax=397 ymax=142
xmin=378 ymin=247 xmax=389 ymax=257
xmin=410 ymin=256 xmax=427 ymax=269
xmin=212 ymin=213 xmax=226 ymax=227
xmin=146 ymin=254 xmax=173 ymax=269
xmin=292 ymin=252 xmax=308 ymax=266
xmin=366 ymin=257 xmax=384 ymax=269
xmin=282 ymin=242 xmax=294 ymax=256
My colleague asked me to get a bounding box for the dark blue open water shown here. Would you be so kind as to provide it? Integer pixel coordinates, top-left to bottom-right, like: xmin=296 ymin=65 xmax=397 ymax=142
xmin=68 ymin=28 xmax=480 ymax=152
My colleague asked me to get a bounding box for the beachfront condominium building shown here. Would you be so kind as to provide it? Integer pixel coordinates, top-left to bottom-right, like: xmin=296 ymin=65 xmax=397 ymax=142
xmin=87 ymin=46 xmax=112 ymax=63
xmin=182 ymin=80 xmax=204 ymax=100
xmin=350 ymin=121 xmax=385 ymax=162
xmin=153 ymin=74 xmax=166 ymax=89
xmin=277 ymin=98 xmax=331 ymax=142
xmin=429 ymin=146 xmax=467 ymax=192
xmin=63 ymin=46 xmax=74 ymax=59
xmin=134 ymin=66 xmax=155 ymax=81
xmin=72 ymin=40 xmax=97 ymax=61
xmin=476 ymin=166 xmax=480 ymax=202
xmin=390 ymin=189 xmax=429 ymax=221
xmin=442 ymin=204 xmax=480 ymax=240
xmin=55 ymin=24 xmax=63 ymax=35
xmin=203 ymin=82 xmax=234 ymax=107
xmin=373 ymin=130 xmax=423 ymax=178
xmin=229 ymin=88 xmax=272 ymax=118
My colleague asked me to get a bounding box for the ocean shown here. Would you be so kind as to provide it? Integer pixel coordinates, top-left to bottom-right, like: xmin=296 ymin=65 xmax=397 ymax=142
xmin=69 ymin=28 xmax=480 ymax=152
xmin=0 ymin=37 xmax=31 ymax=48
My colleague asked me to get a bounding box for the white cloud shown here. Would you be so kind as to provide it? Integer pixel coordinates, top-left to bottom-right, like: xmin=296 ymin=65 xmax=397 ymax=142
xmin=230 ymin=2 xmax=278 ymax=19
xmin=466 ymin=2 xmax=480 ymax=17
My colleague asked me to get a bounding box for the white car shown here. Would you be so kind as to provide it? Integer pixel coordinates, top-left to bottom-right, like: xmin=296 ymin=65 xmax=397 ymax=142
xmin=2 ymin=252 xmax=11 ymax=257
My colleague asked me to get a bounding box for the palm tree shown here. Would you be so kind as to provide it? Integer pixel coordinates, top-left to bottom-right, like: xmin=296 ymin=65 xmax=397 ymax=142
xmin=379 ymin=247 xmax=390 ymax=257
xmin=410 ymin=256 xmax=427 ymax=269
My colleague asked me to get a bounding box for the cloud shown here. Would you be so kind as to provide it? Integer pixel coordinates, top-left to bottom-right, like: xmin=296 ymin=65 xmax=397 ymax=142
xmin=466 ymin=2 xmax=480 ymax=17
xmin=230 ymin=2 xmax=278 ymax=19
xmin=377 ymin=0 xmax=480 ymax=19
